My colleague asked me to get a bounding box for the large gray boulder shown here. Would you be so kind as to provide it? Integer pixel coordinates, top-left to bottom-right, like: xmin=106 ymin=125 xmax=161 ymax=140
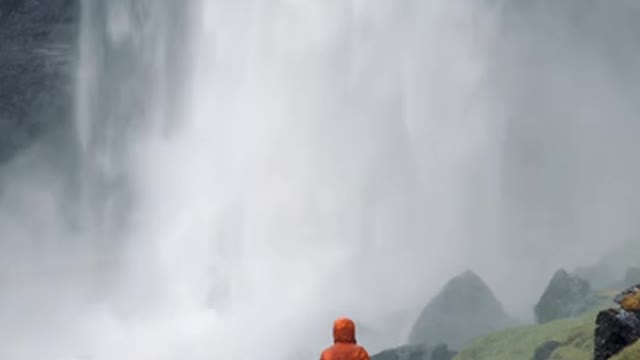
xmin=407 ymin=270 xmax=515 ymax=349
xmin=534 ymin=269 xmax=599 ymax=324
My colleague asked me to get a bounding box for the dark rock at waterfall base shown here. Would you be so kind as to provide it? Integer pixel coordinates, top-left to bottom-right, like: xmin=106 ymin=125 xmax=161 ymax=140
xmin=408 ymin=270 xmax=515 ymax=349
xmin=371 ymin=344 xmax=456 ymax=360
xmin=534 ymin=269 xmax=598 ymax=324
xmin=0 ymin=0 xmax=78 ymax=162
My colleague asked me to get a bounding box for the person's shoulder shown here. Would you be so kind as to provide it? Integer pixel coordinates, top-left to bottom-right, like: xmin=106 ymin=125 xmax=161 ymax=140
xmin=355 ymin=345 xmax=370 ymax=359
xmin=319 ymin=344 xmax=341 ymax=360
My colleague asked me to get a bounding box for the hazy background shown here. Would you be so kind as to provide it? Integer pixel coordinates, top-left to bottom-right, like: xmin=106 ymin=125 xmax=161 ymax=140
xmin=0 ymin=0 xmax=639 ymax=358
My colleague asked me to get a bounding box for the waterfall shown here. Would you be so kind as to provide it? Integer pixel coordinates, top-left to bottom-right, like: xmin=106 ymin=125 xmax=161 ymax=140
xmin=66 ymin=0 xmax=497 ymax=357
xmin=5 ymin=0 xmax=640 ymax=359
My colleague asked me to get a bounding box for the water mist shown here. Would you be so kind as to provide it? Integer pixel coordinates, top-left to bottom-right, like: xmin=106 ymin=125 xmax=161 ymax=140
xmin=2 ymin=0 xmax=640 ymax=359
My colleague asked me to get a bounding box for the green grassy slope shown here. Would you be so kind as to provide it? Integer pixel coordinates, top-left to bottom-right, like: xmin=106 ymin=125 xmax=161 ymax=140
xmin=454 ymin=310 xmax=598 ymax=360
xmin=455 ymin=292 xmax=616 ymax=360
xmin=612 ymin=340 xmax=640 ymax=359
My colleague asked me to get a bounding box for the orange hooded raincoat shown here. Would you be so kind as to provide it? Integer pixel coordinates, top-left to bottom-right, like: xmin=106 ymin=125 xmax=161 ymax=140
xmin=320 ymin=317 xmax=370 ymax=360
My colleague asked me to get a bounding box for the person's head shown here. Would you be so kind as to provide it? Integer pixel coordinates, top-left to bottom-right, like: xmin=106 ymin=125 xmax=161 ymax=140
xmin=332 ymin=317 xmax=357 ymax=344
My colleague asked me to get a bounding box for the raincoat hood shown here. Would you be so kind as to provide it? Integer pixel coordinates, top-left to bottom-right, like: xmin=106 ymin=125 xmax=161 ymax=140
xmin=333 ymin=317 xmax=357 ymax=344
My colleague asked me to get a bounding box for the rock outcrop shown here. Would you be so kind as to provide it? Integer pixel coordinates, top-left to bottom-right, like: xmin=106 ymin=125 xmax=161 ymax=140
xmin=534 ymin=269 xmax=599 ymax=324
xmin=594 ymin=285 xmax=640 ymax=360
xmin=371 ymin=344 xmax=456 ymax=360
xmin=407 ymin=270 xmax=515 ymax=349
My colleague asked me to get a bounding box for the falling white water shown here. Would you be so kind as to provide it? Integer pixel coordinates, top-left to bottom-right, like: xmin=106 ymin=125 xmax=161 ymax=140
xmin=13 ymin=0 xmax=634 ymax=358
xmin=60 ymin=0 xmax=500 ymax=358
xmin=2 ymin=0 xmax=640 ymax=359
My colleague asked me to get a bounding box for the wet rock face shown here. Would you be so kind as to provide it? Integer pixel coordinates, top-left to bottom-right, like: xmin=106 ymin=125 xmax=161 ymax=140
xmin=594 ymin=285 xmax=640 ymax=360
xmin=594 ymin=309 xmax=640 ymax=360
xmin=534 ymin=269 xmax=598 ymax=324
xmin=0 ymin=0 xmax=78 ymax=162
xmin=371 ymin=344 xmax=456 ymax=360
xmin=407 ymin=270 xmax=515 ymax=349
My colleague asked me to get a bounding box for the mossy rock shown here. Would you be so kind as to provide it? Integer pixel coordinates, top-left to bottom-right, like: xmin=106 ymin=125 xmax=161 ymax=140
xmin=534 ymin=269 xmax=599 ymax=324
xmin=620 ymin=291 xmax=640 ymax=312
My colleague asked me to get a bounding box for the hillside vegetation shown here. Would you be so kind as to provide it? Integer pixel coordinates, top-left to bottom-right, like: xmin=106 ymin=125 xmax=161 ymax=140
xmin=455 ymin=292 xmax=616 ymax=360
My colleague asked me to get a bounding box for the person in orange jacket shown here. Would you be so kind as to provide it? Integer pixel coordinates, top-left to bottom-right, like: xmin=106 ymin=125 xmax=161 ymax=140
xmin=319 ymin=317 xmax=370 ymax=360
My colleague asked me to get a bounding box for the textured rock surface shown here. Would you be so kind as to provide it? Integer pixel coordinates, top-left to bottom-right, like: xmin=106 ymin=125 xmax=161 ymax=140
xmin=407 ymin=270 xmax=515 ymax=349
xmin=594 ymin=309 xmax=640 ymax=360
xmin=534 ymin=269 xmax=599 ymax=324
xmin=594 ymin=285 xmax=640 ymax=359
